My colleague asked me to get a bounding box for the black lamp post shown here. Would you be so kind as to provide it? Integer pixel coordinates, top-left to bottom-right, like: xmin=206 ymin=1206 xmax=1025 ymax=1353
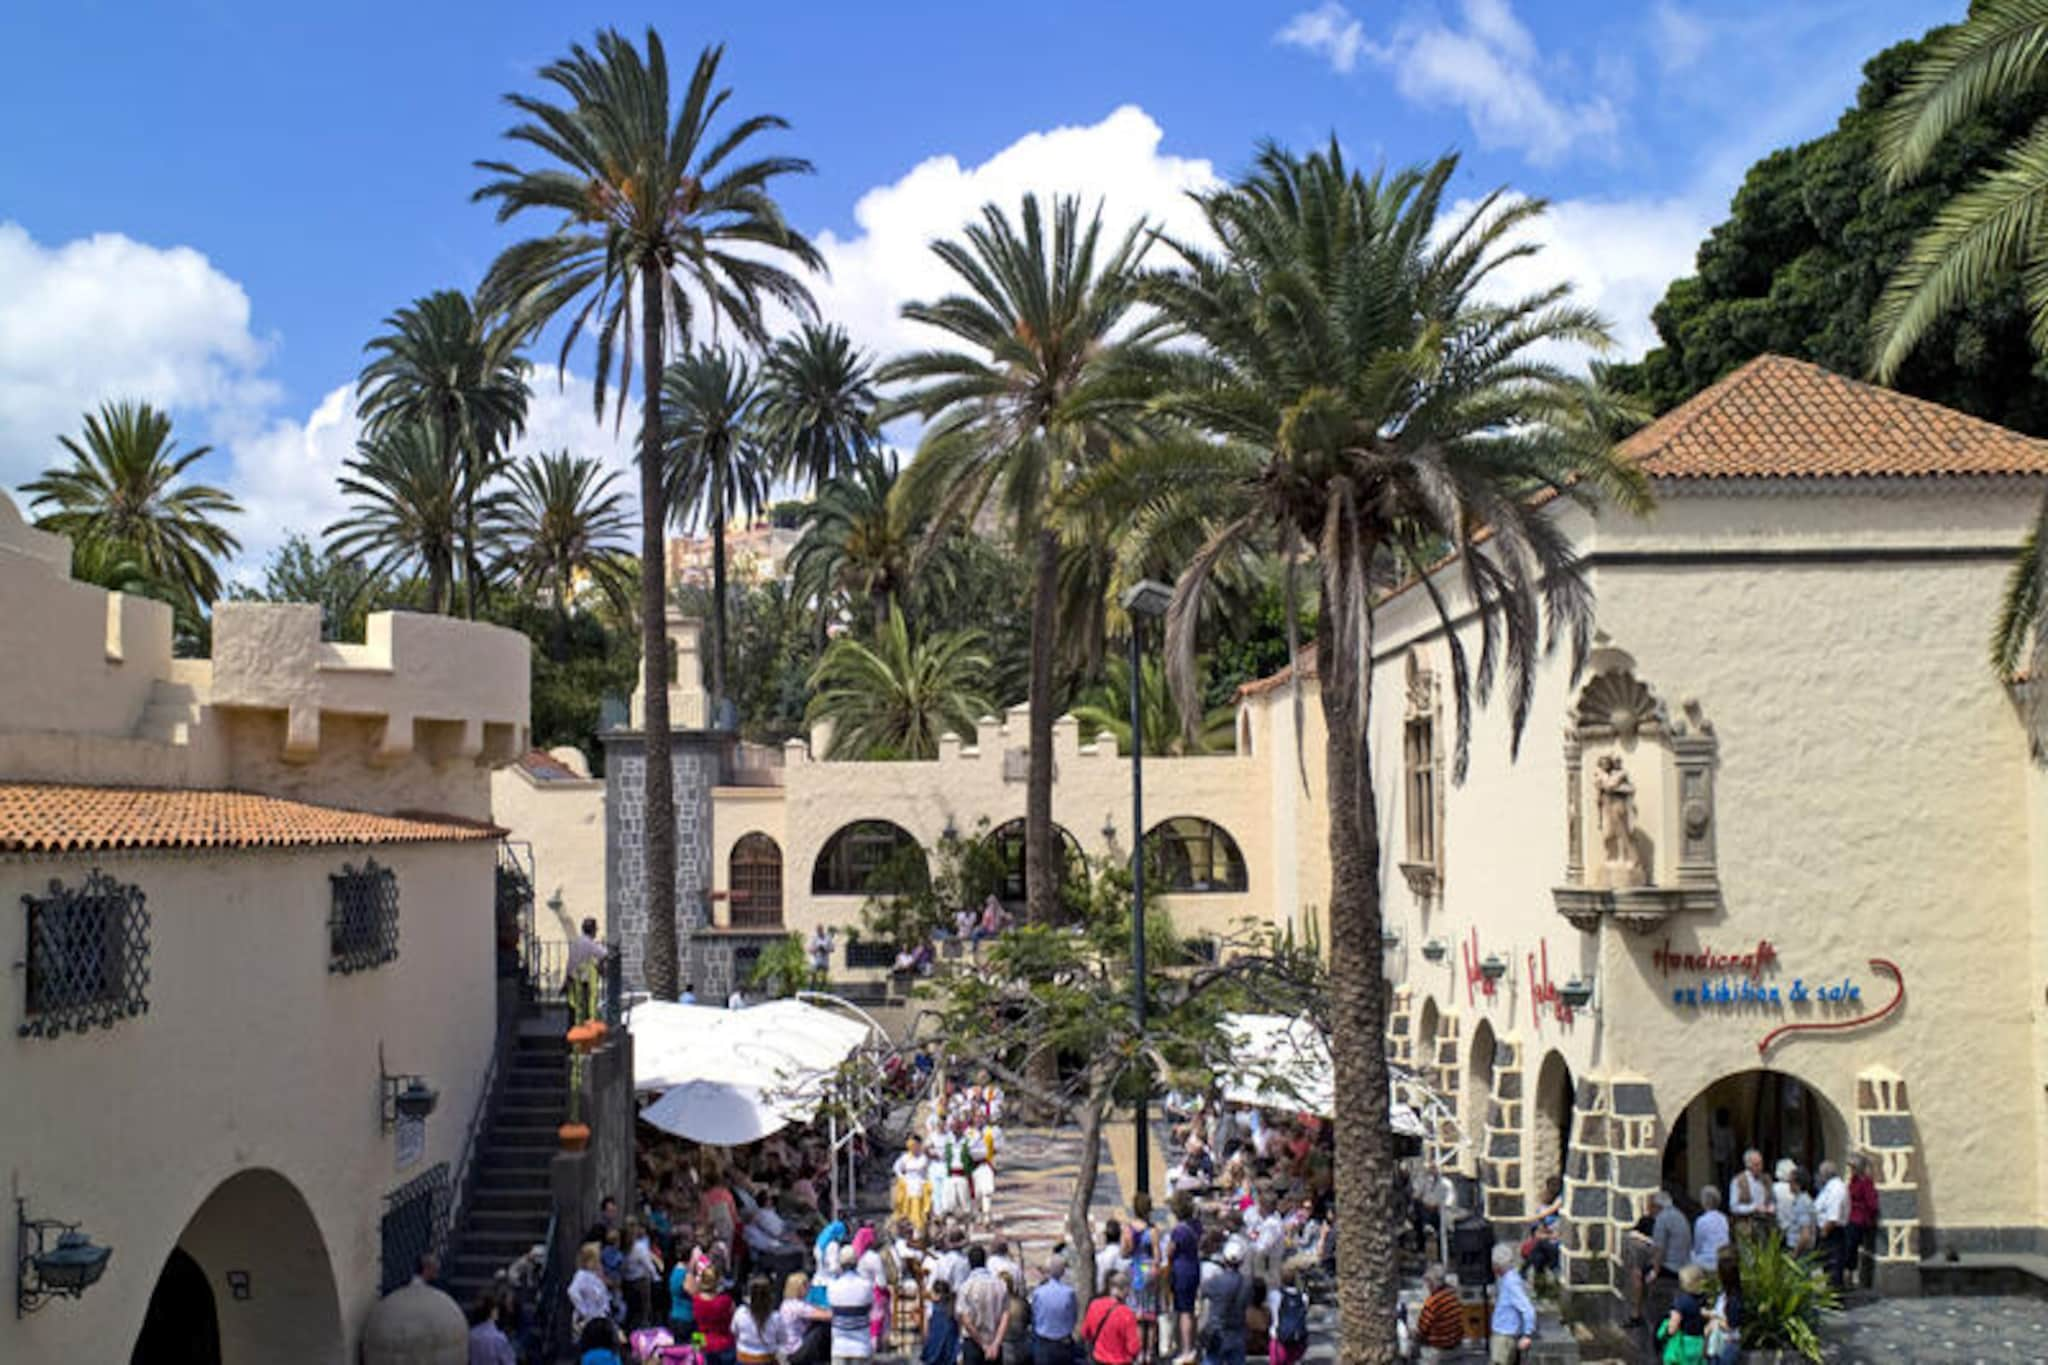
xmin=1121 ymin=578 xmax=1173 ymax=1201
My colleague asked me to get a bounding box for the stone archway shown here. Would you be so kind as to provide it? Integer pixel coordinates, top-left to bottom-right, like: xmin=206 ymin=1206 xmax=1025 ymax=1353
xmin=134 ymin=1169 xmax=344 ymax=1365
xmin=1532 ymin=1049 xmax=1575 ymax=1205
xmin=1464 ymin=1018 xmax=1496 ymax=1181
xmin=1660 ymin=1068 xmax=1850 ymax=1210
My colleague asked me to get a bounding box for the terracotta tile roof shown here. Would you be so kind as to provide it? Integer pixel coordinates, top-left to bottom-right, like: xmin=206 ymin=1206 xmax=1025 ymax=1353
xmin=1237 ymin=645 xmax=1317 ymax=698
xmin=517 ymin=749 xmax=585 ymax=782
xmin=1619 ymin=355 xmax=2048 ymax=481
xmin=0 ymin=783 xmax=503 ymax=854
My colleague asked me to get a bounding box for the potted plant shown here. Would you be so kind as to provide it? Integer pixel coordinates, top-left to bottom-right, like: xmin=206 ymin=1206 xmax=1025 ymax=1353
xmin=1734 ymin=1231 xmax=1840 ymax=1361
xmin=557 ymin=1122 xmax=591 ymax=1152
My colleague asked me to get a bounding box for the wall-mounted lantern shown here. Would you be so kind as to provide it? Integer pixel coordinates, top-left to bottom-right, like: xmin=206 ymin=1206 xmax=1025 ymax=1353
xmin=1479 ymin=953 xmax=1509 ymax=983
xmin=16 ymin=1200 xmax=111 ymax=1316
xmin=1380 ymin=928 xmax=1401 ymax=950
xmin=378 ymin=1042 xmax=439 ymax=1133
xmin=1560 ymin=976 xmax=1596 ymax=1010
xmin=1420 ymin=938 xmax=1448 ymax=964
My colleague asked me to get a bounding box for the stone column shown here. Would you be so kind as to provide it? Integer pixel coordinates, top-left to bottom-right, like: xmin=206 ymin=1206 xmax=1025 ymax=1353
xmin=1388 ymin=986 xmax=1414 ymax=1066
xmin=1482 ymin=1036 xmax=1527 ymax=1222
xmin=1433 ymin=1014 xmax=1464 ymax=1162
xmin=1559 ymin=1073 xmax=1660 ymax=1297
xmin=603 ymin=729 xmax=723 ymax=994
xmin=1856 ymin=1066 xmax=1923 ymax=1295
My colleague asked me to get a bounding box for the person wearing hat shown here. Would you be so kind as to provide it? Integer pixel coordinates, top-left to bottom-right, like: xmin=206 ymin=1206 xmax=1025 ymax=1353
xmin=1195 ymin=1242 xmax=1252 ymax=1365
xmin=1028 ymin=1256 xmax=1080 ymax=1365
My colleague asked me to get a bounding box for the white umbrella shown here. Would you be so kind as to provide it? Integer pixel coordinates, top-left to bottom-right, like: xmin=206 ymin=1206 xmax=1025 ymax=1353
xmin=639 ymin=1077 xmax=805 ymax=1146
xmin=1219 ymin=1011 xmax=1425 ymax=1135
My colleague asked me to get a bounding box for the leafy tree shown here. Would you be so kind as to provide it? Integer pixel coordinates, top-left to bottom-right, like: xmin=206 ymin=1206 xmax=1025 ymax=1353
xmin=1871 ymin=0 xmax=2048 ymax=714
xmin=1201 ymin=568 xmax=1318 ymax=710
xmin=357 ymin=289 xmax=530 ymax=617
xmin=227 ymin=532 xmax=413 ymax=641
xmin=1129 ymin=146 xmax=1644 ymax=1362
xmin=1602 ymin=20 xmax=2048 ymax=436
xmin=664 ymin=347 xmax=771 ymax=717
xmin=907 ymin=853 xmax=1261 ymax=1296
xmin=883 ymin=194 xmax=1155 ymax=930
xmin=327 ymin=421 xmax=493 ymax=615
xmin=491 ymin=450 xmax=634 ymax=629
xmin=475 ymin=29 xmax=821 ymax=1000
xmin=749 ymin=933 xmax=815 ymax=999
xmin=759 ymin=322 xmax=880 ymax=488
xmin=23 ymin=400 xmax=242 ymax=610
xmin=805 ymin=605 xmax=991 ymax=760
xmin=918 ymin=531 xmax=1034 ymax=705
xmin=1071 ymin=654 xmax=1235 ymax=756
xmin=674 ymin=576 xmax=814 ymax=745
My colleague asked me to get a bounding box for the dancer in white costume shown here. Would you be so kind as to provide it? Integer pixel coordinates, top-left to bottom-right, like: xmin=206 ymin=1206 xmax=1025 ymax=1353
xmin=971 ymin=1120 xmax=1001 ymax=1224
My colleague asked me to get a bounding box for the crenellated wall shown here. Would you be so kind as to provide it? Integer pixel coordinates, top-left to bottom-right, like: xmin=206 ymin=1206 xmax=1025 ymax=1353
xmin=0 ymin=492 xmax=529 ymax=820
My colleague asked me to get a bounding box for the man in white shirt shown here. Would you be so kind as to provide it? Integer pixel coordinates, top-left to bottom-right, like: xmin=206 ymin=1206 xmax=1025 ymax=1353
xmin=1813 ymin=1160 xmax=1850 ymax=1287
xmin=1250 ymin=1188 xmax=1287 ymax=1289
xmin=987 ymin=1236 xmax=1021 ymax=1290
xmin=827 ymin=1261 xmax=875 ymax=1364
xmin=932 ymin=1229 xmax=971 ymax=1294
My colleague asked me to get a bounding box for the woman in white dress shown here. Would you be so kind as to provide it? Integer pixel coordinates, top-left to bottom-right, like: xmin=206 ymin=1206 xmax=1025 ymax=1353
xmin=971 ymin=1121 xmax=1000 ymax=1225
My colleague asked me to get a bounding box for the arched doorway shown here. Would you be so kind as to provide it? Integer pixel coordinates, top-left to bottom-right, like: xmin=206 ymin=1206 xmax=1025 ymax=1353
xmin=1661 ymin=1070 xmax=1849 ymax=1213
xmin=1416 ymin=997 xmax=1440 ymax=1074
xmin=728 ymin=833 xmax=784 ymax=928
xmin=1464 ymin=1018 xmax=1496 ymax=1180
xmin=134 ymin=1169 xmax=344 ymax=1365
xmin=982 ymin=819 xmax=1087 ymax=914
xmin=132 ymin=1248 xmax=219 ymax=1364
xmin=1532 ymin=1050 xmax=1575 ymax=1200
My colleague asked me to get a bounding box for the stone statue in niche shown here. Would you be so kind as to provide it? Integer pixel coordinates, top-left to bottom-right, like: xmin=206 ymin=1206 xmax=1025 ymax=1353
xmin=1593 ymin=754 xmax=1649 ymax=888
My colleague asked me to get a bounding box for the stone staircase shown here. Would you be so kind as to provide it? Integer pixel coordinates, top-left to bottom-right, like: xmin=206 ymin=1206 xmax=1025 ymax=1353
xmin=134 ymin=678 xmax=204 ymax=745
xmin=444 ymin=1019 xmax=569 ymax=1307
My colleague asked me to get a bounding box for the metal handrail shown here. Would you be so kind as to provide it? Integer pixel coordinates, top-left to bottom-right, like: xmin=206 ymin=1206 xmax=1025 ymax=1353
xmin=445 ymin=981 xmax=518 ymax=1262
xmin=533 ymin=1207 xmax=564 ymax=1360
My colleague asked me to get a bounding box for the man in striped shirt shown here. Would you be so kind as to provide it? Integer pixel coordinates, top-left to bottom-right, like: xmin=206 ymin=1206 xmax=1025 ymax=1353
xmin=1413 ymin=1264 xmax=1465 ymax=1364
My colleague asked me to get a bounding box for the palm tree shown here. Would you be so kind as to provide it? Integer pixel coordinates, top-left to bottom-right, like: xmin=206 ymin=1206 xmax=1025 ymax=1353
xmin=474 ymin=28 xmax=821 ymax=1001
xmin=882 ymin=193 xmax=1155 ymax=928
xmin=759 ymin=322 xmax=880 ymax=488
xmin=1128 ymin=146 xmax=1644 ymax=1362
xmin=326 ymin=422 xmax=484 ymax=615
xmin=357 ymin=289 xmax=530 ymax=617
xmin=492 ymin=450 xmax=635 ymax=623
xmin=23 ymin=400 xmax=241 ymax=609
xmin=805 ymin=605 xmax=991 ymax=759
xmin=788 ymin=455 xmax=948 ymax=633
xmin=1874 ymin=0 xmax=2048 ymax=713
xmin=1070 ymin=655 xmax=1235 ymax=756
xmin=663 ymin=347 xmax=772 ymax=716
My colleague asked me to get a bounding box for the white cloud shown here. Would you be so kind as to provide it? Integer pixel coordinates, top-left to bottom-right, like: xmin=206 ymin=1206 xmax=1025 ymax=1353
xmin=1275 ymin=2 xmax=1368 ymax=74
xmin=0 ymin=221 xmax=277 ymax=491
xmin=1274 ymin=0 xmax=1618 ymax=166
xmin=802 ymin=105 xmax=1220 ymax=368
xmin=1452 ymin=191 xmax=1713 ymax=363
xmin=1650 ymin=1 xmax=1711 ymax=73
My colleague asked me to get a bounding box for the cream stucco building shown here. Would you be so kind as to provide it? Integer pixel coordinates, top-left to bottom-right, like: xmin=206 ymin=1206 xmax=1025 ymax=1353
xmin=493 ymin=355 xmax=2048 ymax=1295
xmin=0 ymin=490 xmax=530 ymax=1361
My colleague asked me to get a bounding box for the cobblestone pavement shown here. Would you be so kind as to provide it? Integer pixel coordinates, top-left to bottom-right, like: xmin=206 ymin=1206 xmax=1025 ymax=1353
xmin=1816 ymin=1294 xmax=2048 ymax=1363
xmin=984 ymin=1126 xmax=1124 ymax=1261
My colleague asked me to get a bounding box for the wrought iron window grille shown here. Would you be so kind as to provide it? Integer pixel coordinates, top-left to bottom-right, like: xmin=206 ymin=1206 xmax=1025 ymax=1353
xmin=18 ymin=869 xmax=150 ymax=1039
xmin=329 ymin=859 xmax=399 ymax=974
xmin=378 ymin=1163 xmax=450 ymax=1295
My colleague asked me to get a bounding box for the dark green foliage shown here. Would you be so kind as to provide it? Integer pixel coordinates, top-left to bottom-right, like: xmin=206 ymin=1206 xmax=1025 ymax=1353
xmin=484 ymin=595 xmax=638 ymax=768
xmin=227 ymin=533 xmax=421 ymax=642
xmin=1201 ymin=573 xmax=1317 ymax=711
xmin=673 ymin=578 xmax=814 ymax=745
xmin=1603 ymin=22 xmax=2048 ymax=433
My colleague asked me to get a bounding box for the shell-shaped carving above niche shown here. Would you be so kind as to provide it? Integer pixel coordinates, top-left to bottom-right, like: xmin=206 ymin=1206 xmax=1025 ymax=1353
xmin=1573 ymin=669 xmax=1664 ymax=742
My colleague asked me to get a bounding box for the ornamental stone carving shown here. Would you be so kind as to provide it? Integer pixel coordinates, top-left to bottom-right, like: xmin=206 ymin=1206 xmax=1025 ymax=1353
xmin=1553 ymin=641 xmax=1720 ymax=933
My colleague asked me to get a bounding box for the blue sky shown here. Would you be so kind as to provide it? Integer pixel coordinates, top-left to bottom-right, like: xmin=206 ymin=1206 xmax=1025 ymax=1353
xmin=0 ymin=0 xmax=1959 ymax=571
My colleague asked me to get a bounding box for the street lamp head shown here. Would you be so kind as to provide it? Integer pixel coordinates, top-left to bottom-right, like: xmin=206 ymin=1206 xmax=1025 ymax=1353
xmin=1121 ymin=580 xmax=1174 ymax=620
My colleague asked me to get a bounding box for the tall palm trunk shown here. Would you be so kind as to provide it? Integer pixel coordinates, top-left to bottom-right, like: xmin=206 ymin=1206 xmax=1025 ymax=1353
xmin=639 ymin=264 xmax=681 ymax=1002
xmin=709 ymin=458 xmax=729 ymax=724
xmin=1025 ymin=525 xmax=1061 ymax=928
xmin=1319 ymin=555 xmax=1400 ymax=1365
xmin=427 ymin=560 xmax=450 ymax=617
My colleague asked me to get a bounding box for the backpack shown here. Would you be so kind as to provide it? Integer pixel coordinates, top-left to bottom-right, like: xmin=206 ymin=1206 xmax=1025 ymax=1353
xmin=1274 ymin=1287 xmax=1309 ymax=1347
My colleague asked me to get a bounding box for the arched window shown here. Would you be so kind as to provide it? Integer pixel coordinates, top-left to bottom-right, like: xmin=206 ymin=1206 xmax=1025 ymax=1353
xmin=1143 ymin=817 xmax=1248 ymax=893
xmin=983 ymin=819 xmax=1087 ymax=903
xmin=729 ymin=834 xmax=784 ymax=928
xmin=811 ymin=820 xmax=928 ymax=896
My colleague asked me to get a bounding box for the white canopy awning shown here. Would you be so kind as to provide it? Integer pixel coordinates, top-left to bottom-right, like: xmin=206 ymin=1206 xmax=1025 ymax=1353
xmin=629 ymin=996 xmax=877 ymax=1144
xmin=1219 ymin=1012 xmax=1425 ymax=1138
